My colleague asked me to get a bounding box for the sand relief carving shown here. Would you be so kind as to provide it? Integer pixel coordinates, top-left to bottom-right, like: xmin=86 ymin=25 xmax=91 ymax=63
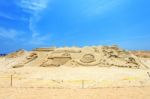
xmin=25 ymin=53 xmax=38 ymax=63
xmin=12 ymin=64 xmax=24 ymax=68
xmin=8 ymin=46 xmax=149 ymax=69
xmin=75 ymin=53 xmax=102 ymax=66
xmin=41 ymin=52 xmax=72 ymax=67
xmin=101 ymin=46 xmax=140 ymax=68
xmin=13 ymin=53 xmax=38 ymax=68
xmin=80 ymin=54 xmax=96 ymax=63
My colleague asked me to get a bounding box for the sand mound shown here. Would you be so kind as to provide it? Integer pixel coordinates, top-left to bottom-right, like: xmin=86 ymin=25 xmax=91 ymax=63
xmin=1 ymin=45 xmax=149 ymax=69
xmin=0 ymin=45 xmax=150 ymax=89
xmin=0 ymin=46 xmax=148 ymax=69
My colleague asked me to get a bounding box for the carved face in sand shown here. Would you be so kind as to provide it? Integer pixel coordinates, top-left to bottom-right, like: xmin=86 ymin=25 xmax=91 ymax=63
xmin=80 ymin=54 xmax=96 ymax=63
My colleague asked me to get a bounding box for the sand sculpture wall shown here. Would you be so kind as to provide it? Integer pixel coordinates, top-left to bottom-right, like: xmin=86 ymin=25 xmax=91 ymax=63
xmin=5 ymin=46 xmax=149 ymax=69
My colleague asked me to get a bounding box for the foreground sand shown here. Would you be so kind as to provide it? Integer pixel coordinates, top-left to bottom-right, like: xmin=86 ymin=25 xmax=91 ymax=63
xmin=0 ymin=66 xmax=150 ymax=99
xmin=0 ymin=87 xmax=150 ymax=99
xmin=1 ymin=66 xmax=150 ymax=88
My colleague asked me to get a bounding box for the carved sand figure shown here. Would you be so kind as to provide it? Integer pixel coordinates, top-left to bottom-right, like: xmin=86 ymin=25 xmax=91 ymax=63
xmin=12 ymin=52 xmax=38 ymax=68
xmin=41 ymin=52 xmax=72 ymax=67
xmin=1 ymin=45 xmax=148 ymax=69
xmin=80 ymin=54 xmax=96 ymax=63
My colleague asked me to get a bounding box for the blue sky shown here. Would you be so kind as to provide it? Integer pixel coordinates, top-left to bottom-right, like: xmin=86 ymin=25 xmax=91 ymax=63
xmin=0 ymin=0 xmax=150 ymax=53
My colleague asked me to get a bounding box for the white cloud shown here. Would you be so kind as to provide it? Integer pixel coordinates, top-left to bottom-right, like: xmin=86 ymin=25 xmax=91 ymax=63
xmin=0 ymin=27 xmax=18 ymax=39
xmin=16 ymin=0 xmax=51 ymax=45
xmin=17 ymin=0 xmax=49 ymax=14
xmin=0 ymin=11 xmax=28 ymax=21
xmin=0 ymin=12 xmax=15 ymax=20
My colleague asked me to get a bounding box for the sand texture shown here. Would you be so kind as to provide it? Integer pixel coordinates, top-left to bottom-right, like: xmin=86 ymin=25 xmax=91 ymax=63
xmin=0 ymin=45 xmax=150 ymax=99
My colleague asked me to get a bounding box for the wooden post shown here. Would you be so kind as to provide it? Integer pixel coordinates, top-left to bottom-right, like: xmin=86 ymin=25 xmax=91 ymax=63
xmin=82 ymin=80 xmax=84 ymax=89
xmin=10 ymin=75 xmax=13 ymax=87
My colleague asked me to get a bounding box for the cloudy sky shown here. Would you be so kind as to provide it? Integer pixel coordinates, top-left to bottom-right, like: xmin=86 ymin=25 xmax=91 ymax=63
xmin=0 ymin=0 xmax=150 ymax=53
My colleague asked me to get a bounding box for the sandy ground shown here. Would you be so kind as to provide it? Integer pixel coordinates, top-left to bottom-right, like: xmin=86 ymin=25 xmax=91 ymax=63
xmin=0 ymin=66 xmax=150 ymax=88
xmin=0 ymin=68 xmax=150 ymax=99
xmin=0 ymin=66 xmax=150 ymax=99
xmin=0 ymin=87 xmax=150 ymax=99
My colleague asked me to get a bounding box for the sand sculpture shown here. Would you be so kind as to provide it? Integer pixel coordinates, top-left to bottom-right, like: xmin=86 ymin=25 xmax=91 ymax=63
xmin=2 ymin=45 xmax=149 ymax=69
xmin=6 ymin=49 xmax=25 ymax=58
xmin=80 ymin=54 xmax=95 ymax=63
xmin=12 ymin=53 xmax=38 ymax=68
xmin=41 ymin=52 xmax=72 ymax=67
